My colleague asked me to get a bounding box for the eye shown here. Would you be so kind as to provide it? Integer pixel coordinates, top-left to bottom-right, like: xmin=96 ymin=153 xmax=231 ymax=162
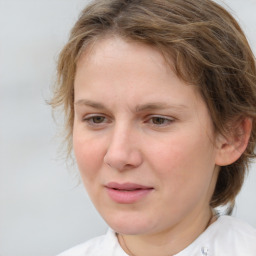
xmin=90 ymin=116 xmax=106 ymax=123
xmin=151 ymin=117 xmax=167 ymax=125
xmin=147 ymin=115 xmax=174 ymax=127
xmin=83 ymin=115 xmax=109 ymax=127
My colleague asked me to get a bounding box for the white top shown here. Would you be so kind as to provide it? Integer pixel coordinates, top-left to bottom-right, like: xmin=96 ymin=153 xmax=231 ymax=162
xmin=57 ymin=216 xmax=256 ymax=256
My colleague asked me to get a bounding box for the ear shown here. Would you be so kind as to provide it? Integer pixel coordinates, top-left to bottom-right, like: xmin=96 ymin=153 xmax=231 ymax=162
xmin=215 ymin=118 xmax=252 ymax=166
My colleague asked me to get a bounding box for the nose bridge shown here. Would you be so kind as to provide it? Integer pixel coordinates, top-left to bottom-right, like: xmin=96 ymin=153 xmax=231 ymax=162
xmin=115 ymin=119 xmax=134 ymax=145
xmin=104 ymin=121 xmax=142 ymax=170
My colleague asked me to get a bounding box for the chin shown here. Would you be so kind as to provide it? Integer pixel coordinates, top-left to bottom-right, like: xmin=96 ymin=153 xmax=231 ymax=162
xmin=111 ymin=224 xmax=151 ymax=236
xmin=103 ymin=213 xmax=156 ymax=235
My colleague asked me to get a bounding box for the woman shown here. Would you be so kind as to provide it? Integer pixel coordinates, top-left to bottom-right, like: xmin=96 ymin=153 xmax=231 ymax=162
xmin=52 ymin=0 xmax=256 ymax=255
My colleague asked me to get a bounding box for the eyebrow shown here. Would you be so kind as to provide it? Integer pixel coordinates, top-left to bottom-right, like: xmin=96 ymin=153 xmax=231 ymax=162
xmin=75 ymin=99 xmax=108 ymax=110
xmin=135 ymin=102 xmax=188 ymax=112
xmin=74 ymin=99 xmax=188 ymax=112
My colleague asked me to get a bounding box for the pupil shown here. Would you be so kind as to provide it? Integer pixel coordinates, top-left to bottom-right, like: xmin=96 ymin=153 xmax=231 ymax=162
xmin=153 ymin=117 xmax=164 ymax=124
xmin=93 ymin=116 xmax=104 ymax=123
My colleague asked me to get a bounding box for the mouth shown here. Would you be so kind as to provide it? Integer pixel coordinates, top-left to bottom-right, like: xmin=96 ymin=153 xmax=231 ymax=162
xmin=105 ymin=182 xmax=154 ymax=204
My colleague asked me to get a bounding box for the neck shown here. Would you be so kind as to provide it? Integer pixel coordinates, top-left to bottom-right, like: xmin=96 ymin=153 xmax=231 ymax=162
xmin=118 ymin=207 xmax=216 ymax=256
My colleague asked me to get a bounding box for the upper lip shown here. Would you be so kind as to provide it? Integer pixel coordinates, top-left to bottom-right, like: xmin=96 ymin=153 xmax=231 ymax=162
xmin=106 ymin=182 xmax=153 ymax=191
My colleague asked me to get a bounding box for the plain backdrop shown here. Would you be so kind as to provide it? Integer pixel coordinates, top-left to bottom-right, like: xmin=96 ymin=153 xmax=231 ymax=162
xmin=0 ymin=0 xmax=255 ymax=255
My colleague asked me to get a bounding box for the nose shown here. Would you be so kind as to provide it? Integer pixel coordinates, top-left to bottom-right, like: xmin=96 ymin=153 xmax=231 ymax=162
xmin=103 ymin=125 xmax=143 ymax=171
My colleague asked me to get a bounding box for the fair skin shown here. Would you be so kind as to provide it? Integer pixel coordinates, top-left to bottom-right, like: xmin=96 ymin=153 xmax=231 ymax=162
xmin=72 ymin=36 xmax=247 ymax=256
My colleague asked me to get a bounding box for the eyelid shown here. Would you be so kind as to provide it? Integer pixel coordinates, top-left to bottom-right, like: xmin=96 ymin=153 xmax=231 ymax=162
xmin=149 ymin=114 xmax=174 ymax=119
xmin=83 ymin=113 xmax=106 ymax=119
xmin=83 ymin=113 xmax=111 ymax=126
xmin=146 ymin=115 xmax=175 ymax=126
xmin=147 ymin=114 xmax=175 ymax=120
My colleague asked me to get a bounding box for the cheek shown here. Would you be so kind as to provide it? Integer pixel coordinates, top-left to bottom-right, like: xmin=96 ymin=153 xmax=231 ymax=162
xmin=147 ymin=132 xmax=216 ymax=188
xmin=73 ymin=131 xmax=105 ymax=182
xmin=148 ymin=135 xmax=217 ymax=217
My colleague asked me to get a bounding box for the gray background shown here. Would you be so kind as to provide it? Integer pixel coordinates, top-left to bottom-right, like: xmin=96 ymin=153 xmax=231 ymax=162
xmin=0 ymin=0 xmax=255 ymax=255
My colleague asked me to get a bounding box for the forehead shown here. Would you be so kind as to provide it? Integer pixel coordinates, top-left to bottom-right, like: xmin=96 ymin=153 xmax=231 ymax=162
xmin=76 ymin=36 xmax=183 ymax=90
xmin=77 ymin=35 xmax=171 ymax=73
xmin=75 ymin=36 xmax=192 ymax=96
xmin=75 ymin=36 xmax=208 ymax=113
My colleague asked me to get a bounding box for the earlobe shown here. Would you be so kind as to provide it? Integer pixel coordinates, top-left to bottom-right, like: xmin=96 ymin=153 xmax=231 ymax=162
xmin=215 ymin=118 xmax=252 ymax=166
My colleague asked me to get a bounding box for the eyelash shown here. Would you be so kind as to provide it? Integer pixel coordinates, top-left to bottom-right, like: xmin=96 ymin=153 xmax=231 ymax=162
xmin=83 ymin=115 xmax=109 ymax=127
xmin=146 ymin=115 xmax=174 ymax=127
xmin=82 ymin=114 xmax=174 ymax=128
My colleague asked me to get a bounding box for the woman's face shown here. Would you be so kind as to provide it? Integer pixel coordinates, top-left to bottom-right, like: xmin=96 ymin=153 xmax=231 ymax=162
xmin=73 ymin=36 xmax=220 ymax=236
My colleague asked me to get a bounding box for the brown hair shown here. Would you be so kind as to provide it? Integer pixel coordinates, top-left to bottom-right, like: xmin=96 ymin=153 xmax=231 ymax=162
xmin=51 ymin=0 xmax=256 ymax=209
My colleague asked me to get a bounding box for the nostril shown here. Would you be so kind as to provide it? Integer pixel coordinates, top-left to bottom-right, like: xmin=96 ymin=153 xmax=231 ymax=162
xmin=104 ymin=143 xmax=143 ymax=171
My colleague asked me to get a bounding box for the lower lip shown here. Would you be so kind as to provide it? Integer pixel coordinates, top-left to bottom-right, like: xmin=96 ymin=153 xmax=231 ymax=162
xmin=106 ymin=187 xmax=153 ymax=204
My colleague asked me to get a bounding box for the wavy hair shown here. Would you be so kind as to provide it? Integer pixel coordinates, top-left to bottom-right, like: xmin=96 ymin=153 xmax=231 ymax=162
xmin=51 ymin=0 xmax=256 ymax=210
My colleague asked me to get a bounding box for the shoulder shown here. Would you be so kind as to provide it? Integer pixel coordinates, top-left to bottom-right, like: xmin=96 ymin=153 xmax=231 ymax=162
xmin=207 ymin=215 xmax=256 ymax=255
xmin=216 ymin=215 xmax=256 ymax=238
xmin=56 ymin=229 xmax=127 ymax=256
xmin=176 ymin=215 xmax=256 ymax=256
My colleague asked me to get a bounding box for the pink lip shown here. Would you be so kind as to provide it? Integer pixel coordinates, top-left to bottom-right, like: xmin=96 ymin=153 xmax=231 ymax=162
xmin=105 ymin=182 xmax=154 ymax=204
